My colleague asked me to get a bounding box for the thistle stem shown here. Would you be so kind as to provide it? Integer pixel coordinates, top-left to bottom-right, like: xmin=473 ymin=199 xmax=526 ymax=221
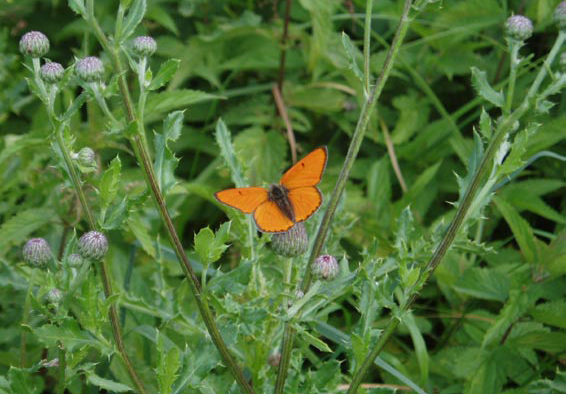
xmin=85 ymin=3 xmax=255 ymax=392
xmin=275 ymin=1 xmax=414 ymax=392
xmin=345 ymin=27 xmax=566 ymax=394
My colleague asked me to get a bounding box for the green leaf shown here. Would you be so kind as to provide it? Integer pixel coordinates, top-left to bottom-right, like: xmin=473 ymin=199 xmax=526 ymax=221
xmin=454 ymin=267 xmax=510 ymax=302
xmin=127 ymin=213 xmax=156 ymax=257
xmin=8 ymin=366 xmax=43 ymax=394
xmin=194 ymin=225 xmax=229 ymax=265
xmin=145 ymin=90 xmax=224 ymax=122
xmin=0 ymin=208 xmax=55 ymax=253
xmin=100 ymin=197 xmax=129 ymax=230
xmin=478 ymin=109 xmax=492 ymax=139
xmin=154 ymin=111 xmax=184 ymax=195
xmin=234 ymin=128 xmax=286 ymax=184
xmin=33 ymin=320 xmax=111 ymax=354
xmin=494 ymin=196 xmax=538 ymax=264
xmin=403 ymin=312 xmax=429 ymax=385
xmin=67 ymin=0 xmax=86 ymax=16
xmin=296 ymin=325 xmax=332 ymax=352
xmin=61 ymin=91 xmax=88 ymax=122
xmin=530 ymin=300 xmax=566 ymax=329
xmin=341 ymin=32 xmax=363 ymax=83
xmin=215 ymin=118 xmax=246 ymax=187
xmin=156 ymin=332 xmax=180 ymax=394
xmin=99 ymin=156 xmax=122 ymax=208
xmin=87 ymin=372 xmax=133 ymax=392
xmin=471 ymin=67 xmax=504 ymax=108
xmin=148 ymin=59 xmax=180 ymax=91
xmin=119 ymin=0 xmax=147 ymax=42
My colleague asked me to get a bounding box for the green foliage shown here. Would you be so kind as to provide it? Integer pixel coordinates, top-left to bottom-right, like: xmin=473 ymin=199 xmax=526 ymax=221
xmin=0 ymin=0 xmax=564 ymax=393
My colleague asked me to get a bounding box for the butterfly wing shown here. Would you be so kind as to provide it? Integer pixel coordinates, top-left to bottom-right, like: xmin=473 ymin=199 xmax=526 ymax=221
xmin=279 ymin=147 xmax=327 ymax=189
xmin=288 ymin=186 xmax=323 ymax=222
xmin=215 ymin=187 xmax=269 ymax=213
xmin=253 ymin=200 xmax=295 ymax=233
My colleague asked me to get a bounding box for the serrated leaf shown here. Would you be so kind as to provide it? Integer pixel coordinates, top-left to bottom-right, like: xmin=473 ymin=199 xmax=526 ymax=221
xmin=154 ymin=111 xmax=184 ymax=196
xmin=100 ymin=197 xmax=129 ymax=230
xmin=157 ymin=333 xmax=180 ymax=394
xmin=0 ymin=208 xmax=55 ymax=252
xmin=478 ymin=108 xmax=492 ymax=139
xmin=454 ymin=267 xmax=510 ymax=302
xmin=297 ymin=326 xmax=332 ymax=352
xmin=194 ymin=226 xmax=229 ymax=265
xmin=341 ymin=32 xmax=363 ymax=83
xmin=87 ymin=372 xmax=132 ymax=392
xmin=61 ymin=91 xmax=88 ymax=122
xmin=99 ymin=156 xmax=122 ymax=207
xmin=33 ymin=320 xmax=111 ymax=354
xmin=119 ymin=0 xmax=147 ymax=42
xmin=471 ymin=67 xmax=504 ymax=108
xmin=530 ymin=300 xmax=566 ymax=329
xmin=148 ymin=59 xmax=180 ymax=91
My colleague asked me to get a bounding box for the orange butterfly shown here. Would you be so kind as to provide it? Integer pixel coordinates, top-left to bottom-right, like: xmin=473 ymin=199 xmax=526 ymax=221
xmin=215 ymin=147 xmax=327 ymax=233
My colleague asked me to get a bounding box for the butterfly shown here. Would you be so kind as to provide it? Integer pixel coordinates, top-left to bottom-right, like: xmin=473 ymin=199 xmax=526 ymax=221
xmin=215 ymin=147 xmax=327 ymax=233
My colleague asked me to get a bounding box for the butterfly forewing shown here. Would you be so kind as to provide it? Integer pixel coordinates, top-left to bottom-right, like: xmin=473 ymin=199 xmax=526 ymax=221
xmin=279 ymin=147 xmax=327 ymax=190
xmin=288 ymin=186 xmax=323 ymax=222
xmin=215 ymin=187 xmax=269 ymax=213
xmin=253 ymin=200 xmax=295 ymax=232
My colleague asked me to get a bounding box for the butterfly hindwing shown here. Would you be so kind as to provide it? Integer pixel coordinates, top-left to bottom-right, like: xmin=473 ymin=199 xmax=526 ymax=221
xmin=215 ymin=187 xmax=269 ymax=213
xmin=253 ymin=200 xmax=295 ymax=233
xmin=288 ymin=186 xmax=323 ymax=222
xmin=279 ymin=147 xmax=327 ymax=190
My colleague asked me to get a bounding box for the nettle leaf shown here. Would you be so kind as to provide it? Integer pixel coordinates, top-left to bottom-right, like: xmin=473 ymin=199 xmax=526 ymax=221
xmin=530 ymin=300 xmax=566 ymax=329
xmin=119 ymin=0 xmax=147 ymax=42
xmin=471 ymin=67 xmax=504 ymax=108
xmin=194 ymin=223 xmax=230 ymax=265
xmin=454 ymin=267 xmax=510 ymax=302
xmin=341 ymin=32 xmax=363 ymax=84
xmin=99 ymin=156 xmax=122 ymax=208
xmin=148 ymin=59 xmax=180 ymax=91
xmin=154 ymin=111 xmax=184 ymax=196
xmin=86 ymin=372 xmax=132 ymax=393
xmin=0 ymin=208 xmax=55 ymax=252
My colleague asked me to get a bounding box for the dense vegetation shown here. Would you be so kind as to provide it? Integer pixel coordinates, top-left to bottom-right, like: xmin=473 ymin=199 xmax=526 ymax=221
xmin=0 ymin=0 xmax=564 ymax=393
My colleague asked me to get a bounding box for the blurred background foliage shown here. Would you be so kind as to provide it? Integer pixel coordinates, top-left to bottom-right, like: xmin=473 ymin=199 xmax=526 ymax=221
xmin=0 ymin=0 xmax=564 ymax=393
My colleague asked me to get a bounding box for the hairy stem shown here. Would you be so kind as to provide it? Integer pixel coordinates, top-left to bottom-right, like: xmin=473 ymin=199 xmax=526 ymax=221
xmin=363 ymin=0 xmax=374 ymax=95
xmin=85 ymin=3 xmax=254 ymax=392
xmin=274 ymin=1 xmax=414 ymax=392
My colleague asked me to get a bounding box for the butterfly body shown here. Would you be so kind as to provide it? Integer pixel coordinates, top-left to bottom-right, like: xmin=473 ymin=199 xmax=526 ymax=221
xmin=215 ymin=147 xmax=327 ymax=233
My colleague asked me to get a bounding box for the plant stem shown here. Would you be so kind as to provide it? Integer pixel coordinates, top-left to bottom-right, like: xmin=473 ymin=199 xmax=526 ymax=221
xmin=273 ymin=83 xmax=297 ymax=163
xmin=363 ymin=0 xmax=374 ymax=95
xmin=504 ymin=41 xmax=520 ymax=115
xmin=276 ymin=0 xmax=293 ymax=92
xmin=84 ymin=3 xmax=255 ymax=392
xmin=345 ymin=28 xmax=566 ymax=394
xmin=274 ymin=1 xmax=414 ymax=392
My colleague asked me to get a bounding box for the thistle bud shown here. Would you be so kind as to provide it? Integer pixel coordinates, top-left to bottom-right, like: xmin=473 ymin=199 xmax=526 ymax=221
xmin=67 ymin=253 xmax=84 ymax=268
xmin=270 ymin=222 xmax=308 ymax=257
xmin=312 ymin=254 xmax=339 ymax=280
xmin=78 ymin=231 xmax=108 ymax=261
xmin=40 ymin=62 xmax=64 ymax=84
xmin=132 ymin=36 xmax=157 ymax=57
xmin=46 ymin=288 xmax=63 ymax=305
xmin=22 ymin=238 xmax=52 ymax=267
xmin=75 ymin=56 xmax=104 ymax=83
xmin=19 ymin=31 xmax=50 ymax=58
xmin=505 ymin=15 xmax=533 ymax=41
xmin=556 ymin=2 xmax=566 ymax=31
xmin=77 ymin=147 xmax=96 ymax=168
